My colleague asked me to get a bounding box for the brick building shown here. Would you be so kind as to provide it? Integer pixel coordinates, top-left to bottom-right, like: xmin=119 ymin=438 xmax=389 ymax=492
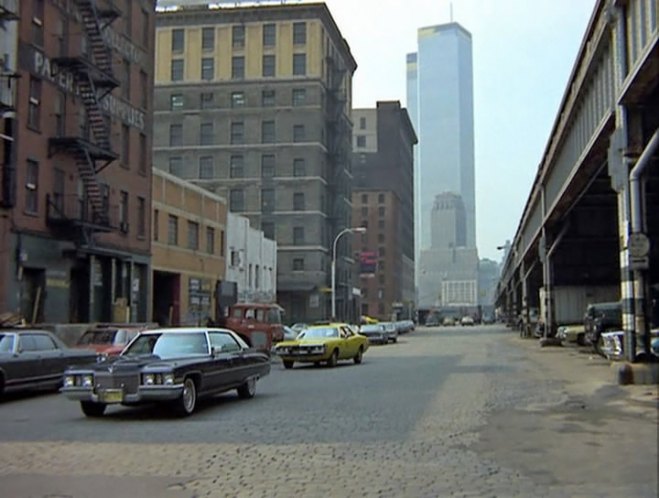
xmin=153 ymin=1 xmax=357 ymax=323
xmin=0 ymin=0 xmax=156 ymax=323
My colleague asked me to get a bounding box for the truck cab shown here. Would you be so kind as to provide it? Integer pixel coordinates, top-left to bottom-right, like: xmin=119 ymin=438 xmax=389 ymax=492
xmin=225 ymin=303 xmax=285 ymax=351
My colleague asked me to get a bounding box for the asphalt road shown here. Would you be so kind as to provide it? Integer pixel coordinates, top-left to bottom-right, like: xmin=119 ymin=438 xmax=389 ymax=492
xmin=0 ymin=325 xmax=656 ymax=497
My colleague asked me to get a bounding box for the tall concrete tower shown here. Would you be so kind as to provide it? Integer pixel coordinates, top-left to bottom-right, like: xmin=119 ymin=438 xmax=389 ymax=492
xmin=407 ymin=22 xmax=476 ymax=257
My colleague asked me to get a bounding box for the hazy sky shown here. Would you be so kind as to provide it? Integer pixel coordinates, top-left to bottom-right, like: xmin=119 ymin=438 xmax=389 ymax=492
xmin=322 ymin=0 xmax=597 ymax=261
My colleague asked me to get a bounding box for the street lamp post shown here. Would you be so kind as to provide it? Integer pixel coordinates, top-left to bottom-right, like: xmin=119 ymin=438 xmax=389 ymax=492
xmin=331 ymin=227 xmax=366 ymax=321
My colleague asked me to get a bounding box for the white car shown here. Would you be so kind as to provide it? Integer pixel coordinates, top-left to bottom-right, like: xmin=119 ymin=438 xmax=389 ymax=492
xmin=460 ymin=316 xmax=475 ymax=326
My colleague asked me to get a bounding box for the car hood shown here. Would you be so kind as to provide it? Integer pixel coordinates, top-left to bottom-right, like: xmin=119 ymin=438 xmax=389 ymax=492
xmin=74 ymin=354 xmax=180 ymax=372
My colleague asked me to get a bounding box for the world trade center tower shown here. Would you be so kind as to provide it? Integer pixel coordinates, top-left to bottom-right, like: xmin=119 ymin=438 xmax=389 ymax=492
xmin=407 ymin=23 xmax=476 ymax=265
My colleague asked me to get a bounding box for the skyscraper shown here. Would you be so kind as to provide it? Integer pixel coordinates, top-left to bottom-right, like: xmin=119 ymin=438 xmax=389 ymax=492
xmin=407 ymin=22 xmax=476 ymax=253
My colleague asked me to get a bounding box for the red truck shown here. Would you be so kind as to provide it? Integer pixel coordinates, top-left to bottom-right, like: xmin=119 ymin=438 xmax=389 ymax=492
xmin=225 ymin=303 xmax=285 ymax=351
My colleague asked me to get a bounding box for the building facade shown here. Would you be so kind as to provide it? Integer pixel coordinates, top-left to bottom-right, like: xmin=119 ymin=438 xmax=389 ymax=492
xmin=407 ymin=22 xmax=476 ymax=256
xmin=0 ymin=0 xmax=155 ymax=323
xmin=226 ymin=211 xmax=277 ymax=305
xmin=153 ymin=2 xmax=357 ymax=323
xmin=352 ymin=101 xmax=417 ymax=320
xmin=152 ymin=168 xmax=228 ymax=326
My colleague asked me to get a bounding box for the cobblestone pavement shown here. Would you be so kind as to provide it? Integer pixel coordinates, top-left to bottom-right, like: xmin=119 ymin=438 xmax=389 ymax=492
xmin=0 ymin=326 xmax=656 ymax=497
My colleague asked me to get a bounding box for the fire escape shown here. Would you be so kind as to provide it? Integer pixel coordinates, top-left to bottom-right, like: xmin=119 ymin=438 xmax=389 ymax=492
xmin=0 ymin=0 xmax=19 ymax=208
xmin=47 ymin=0 xmax=120 ymax=242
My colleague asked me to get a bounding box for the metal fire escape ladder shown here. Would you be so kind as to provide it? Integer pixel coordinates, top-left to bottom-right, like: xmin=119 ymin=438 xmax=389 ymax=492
xmin=50 ymin=0 xmax=119 ymax=229
xmin=325 ymin=55 xmax=348 ymax=227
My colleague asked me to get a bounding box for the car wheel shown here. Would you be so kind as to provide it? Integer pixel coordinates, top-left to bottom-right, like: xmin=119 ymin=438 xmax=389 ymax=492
xmin=326 ymin=349 xmax=338 ymax=367
xmin=576 ymin=333 xmax=586 ymax=346
xmin=175 ymin=377 xmax=197 ymax=416
xmin=283 ymin=360 xmax=294 ymax=369
xmin=80 ymin=401 xmax=106 ymax=417
xmin=237 ymin=377 xmax=256 ymax=399
xmin=594 ymin=335 xmax=606 ymax=357
xmin=392 ymin=337 xmax=398 ymax=343
xmin=353 ymin=346 xmax=363 ymax=364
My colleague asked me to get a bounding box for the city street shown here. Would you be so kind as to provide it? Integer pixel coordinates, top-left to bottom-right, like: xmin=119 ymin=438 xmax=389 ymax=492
xmin=0 ymin=325 xmax=657 ymax=497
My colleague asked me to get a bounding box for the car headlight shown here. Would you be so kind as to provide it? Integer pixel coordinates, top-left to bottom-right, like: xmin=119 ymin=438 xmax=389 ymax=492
xmin=142 ymin=374 xmax=155 ymax=385
xmin=64 ymin=375 xmax=75 ymax=387
xmin=81 ymin=375 xmax=94 ymax=388
xmin=163 ymin=373 xmax=175 ymax=385
xmin=277 ymin=347 xmax=289 ymax=354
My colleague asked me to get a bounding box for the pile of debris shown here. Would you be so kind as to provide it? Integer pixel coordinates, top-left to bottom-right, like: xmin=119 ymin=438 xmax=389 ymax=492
xmin=0 ymin=312 xmax=27 ymax=328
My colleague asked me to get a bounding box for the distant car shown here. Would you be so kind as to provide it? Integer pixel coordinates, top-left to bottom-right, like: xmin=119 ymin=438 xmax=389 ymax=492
xmin=359 ymin=324 xmax=389 ymax=344
xmin=584 ymin=301 xmax=622 ymax=354
xmin=75 ymin=323 xmax=155 ymax=356
xmin=0 ymin=329 xmax=98 ymax=396
xmin=460 ymin=316 xmax=475 ymax=326
xmin=381 ymin=322 xmax=399 ymax=343
xmin=274 ymin=323 xmax=369 ymax=369
xmin=61 ymin=327 xmax=270 ymax=417
xmin=290 ymin=323 xmax=309 ymax=333
xmin=425 ymin=316 xmax=440 ymax=327
xmin=557 ymin=324 xmax=585 ymax=345
xmin=442 ymin=317 xmax=456 ymax=326
xmin=282 ymin=326 xmax=298 ymax=341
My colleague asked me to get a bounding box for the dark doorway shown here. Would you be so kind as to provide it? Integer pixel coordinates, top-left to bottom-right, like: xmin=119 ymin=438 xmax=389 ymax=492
xmin=70 ymin=264 xmax=89 ymax=323
xmin=20 ymin=268 xmax=45 ymax=323
xmin=152 ymin=271 xmax=180 ymax=326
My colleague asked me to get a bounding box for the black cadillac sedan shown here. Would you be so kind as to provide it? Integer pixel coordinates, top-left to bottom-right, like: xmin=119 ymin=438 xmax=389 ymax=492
xmin=61 ymin=327 xmax=271 ymax=417
xmin=0 ymin=329 xmax=98 ymax=396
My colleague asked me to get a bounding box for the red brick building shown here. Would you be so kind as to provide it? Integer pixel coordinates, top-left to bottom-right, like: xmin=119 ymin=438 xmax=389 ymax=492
xmin=0 ymin=0 xmax=155 ymax=323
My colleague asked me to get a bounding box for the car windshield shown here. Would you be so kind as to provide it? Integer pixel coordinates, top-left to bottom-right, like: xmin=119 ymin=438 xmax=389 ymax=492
xmin=0 ymin=333 xmax=14 ymax=353
xmin=77 ymin=330 xmax=117 ymax=346
xmin=298 ymin=327 xmax=338 ymax=339
xmin=123 ymin=332 xmax=209 ymax=359
xmin=361 ymin=325 xmax=382 ymax=332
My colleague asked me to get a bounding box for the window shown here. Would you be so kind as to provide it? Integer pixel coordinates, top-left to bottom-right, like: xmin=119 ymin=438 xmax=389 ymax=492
xmin=293 ymin=226 xmax=304 ymax=245
xmin=378 ymin=206 xmax=385 ymax=217
xmin=359 ymin=117 xmax=366 ymax=129
xmin=378 ymin=193 xmax=385 ymax=203
xmin=202 ymin=27 xmax=215 ymax=51
xmin=263 ymin=23 xmax=276 ymax=46
xmin=220 ymin=230 xmax=225 ymax=256
xmin=293 ymin=258 xmax=304 ymax=271
xmin=293 ymin=158 xmax=306 ymax=176
xmin=32 ymin=0 xmax=44 ymax=46
xmin=229 ymin=189 xmax=244 ymax=211
xmin=231 ymin=56 xmax=245 ymax=79
xmin=168 ymin=215 xmax=178 ymax=245
xmin=230 ymin=122 xmax=244 ymax=144
xmin=200 ymin=122 xmax=214 ymax=145
xmin=261 ymin=188 xmax=275 ymax=211
xmin=137 ymin=197 xmax=146 ymax=237
xmin=141 ymin=8 xmax=149 ymax=48
xmin=122 ymin=59 xmax=131 ymax=100
xmin=378 ymin=219 xmax=385 ymax=229
xmin=292 ymin=88 xmax=306 ymax=106
xmin=171 ymin=59 xmax=183 ymax=81
xmin=262 ymin=222 xmax=274 ymax=239
xmin=293 ymin=192 xmax=305 ymax=211
xmin=231 ymin=91 xmax=245 ymax=107
xmin=230 ymin=155 xmax=244 ymax=178
xmin=378 ymin=233 xmax=385 ymax=243
xmin=119 ymin=191 xmax=129 ymax=226
xmin=153 ymin=209 xmax=159 ymax=241
xmin=262 ymin=120 xmax=275 ymax=143
xmin=293 ymin=53 xmax=306 ymax=75
xmin=139 ymin=133 xmax=147 ymax=175
xmin=121 ymin=125 xmax=130 ymax=167
xmin=28 ymin=77 xmax=41 ymax=130
xmin=199 ymin=156 xmax=214 ymax=179
xmin=201 ymin=57 xmax=214 ymax=80
xmin=25 ymin=160 xmax=39 ymax=214
xmin=188 ymin=221 xmax=199 ymax=250
xmin=261 ymin=154 xmax=275 ymax=177
xmin=172 ymin=29 xmax=184 ymax=52
xmin=232 ymin=25 xmax=245 ymax=48
xmin=262 ymin=55 xmax=275 ymax=77
xmin=293 ymin=22 xmax=306 ymax=44
xmin=200 ymin=92 xmax=214 ymax=109
xmin=361 ymin=207 xmax=368 ymax=216
xmin=169 ymin=156 xmax=183 ymax=176
xmin=54 ymin=92 xmax=65 ymax=136
xmin=206 ymin=227 xmax=215 ymax=254
xmin=169 ymin=124 xmax=182 ymax=146
xmin=53 ymin=168 xmax=65 ymax=212
xmin=378 ymin=247 xmax=385 ymax=257
xmin=379 ymin=274 xmax=385 ymax=285
xmin=356 ymin=135 xmax=366 ymax=148
xmin=293 ymin=125 xmax=305 ymax=142
xmin=262 ymin=90 xmax=275 ymax=107
xmin=361 ymin=194 xmax=368 ymax=204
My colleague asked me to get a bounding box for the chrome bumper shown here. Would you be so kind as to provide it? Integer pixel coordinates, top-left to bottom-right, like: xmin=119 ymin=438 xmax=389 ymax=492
xmin=61 ymin=384 xmax=185 ymax=404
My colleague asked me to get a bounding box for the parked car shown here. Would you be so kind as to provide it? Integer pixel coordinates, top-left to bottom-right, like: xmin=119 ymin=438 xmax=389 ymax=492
xmin=273 ymin=323 xmax=369 ymax=369
xmin=584 ymin=301 xmax=622 ymax=354
xmin=358 ymin=323 xmax=389 ymax=344
xmin=290 ymin=323 xmax=309 ymax=334
xmin=75 ymin=323 xmax=156 ymax=356
xmin=425 ymin=316 xmax=440 ymax=327
xmin=443 ymin=317 xmax=456 ymax=326
xmin=381 ymin=322 xmax=399 ymax=343
xmin=460 ymin=316 xmax=475 ymax=326
xmin=0 ymin=329 xmax=98 ymax=396
xmin=61 ymin=327 xmax=270 ymax=417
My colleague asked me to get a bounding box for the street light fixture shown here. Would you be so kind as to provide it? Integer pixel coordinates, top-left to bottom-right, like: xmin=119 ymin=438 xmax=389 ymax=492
xmin=331 ymin=226 xmax=367 ymax=321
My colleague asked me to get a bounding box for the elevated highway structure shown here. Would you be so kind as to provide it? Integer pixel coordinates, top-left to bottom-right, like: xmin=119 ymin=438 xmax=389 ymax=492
xmin=495 ymin=0 xmax=658 ymax=361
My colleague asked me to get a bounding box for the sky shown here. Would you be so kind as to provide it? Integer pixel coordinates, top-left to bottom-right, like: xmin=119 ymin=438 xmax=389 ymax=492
xmin=321 ymin=0 xmax=597 ymax=261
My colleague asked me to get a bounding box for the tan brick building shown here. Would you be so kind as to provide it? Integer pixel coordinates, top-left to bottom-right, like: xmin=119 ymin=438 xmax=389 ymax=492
xmin=152 ymin=169 xmax=227 ymax=326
